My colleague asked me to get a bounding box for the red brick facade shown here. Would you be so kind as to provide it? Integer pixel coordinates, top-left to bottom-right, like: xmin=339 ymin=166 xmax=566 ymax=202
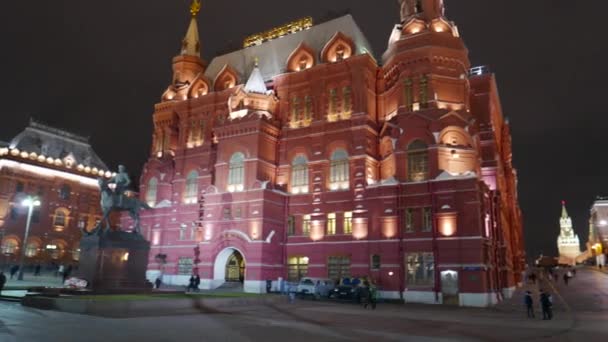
xmin=134 ymin=0 xmax=525 ymax=306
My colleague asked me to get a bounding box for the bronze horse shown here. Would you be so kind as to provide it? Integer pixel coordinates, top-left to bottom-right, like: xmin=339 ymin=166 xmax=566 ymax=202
xmin=88 ymin=178 xmax=152 ymax=235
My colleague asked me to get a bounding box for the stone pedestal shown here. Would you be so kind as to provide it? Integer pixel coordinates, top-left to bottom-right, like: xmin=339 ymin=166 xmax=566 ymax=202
xmin=78 ymin=231 xmax=151 ymax=291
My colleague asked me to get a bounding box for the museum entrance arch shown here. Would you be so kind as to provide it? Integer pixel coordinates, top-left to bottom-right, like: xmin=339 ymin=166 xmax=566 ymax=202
xmin=214 ymin=247 xmax=246 ymax=284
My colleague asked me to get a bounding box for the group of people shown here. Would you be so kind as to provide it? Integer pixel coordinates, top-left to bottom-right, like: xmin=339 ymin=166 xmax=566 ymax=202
xmin=187 ymin=274 xmax=201 ymax=292
xmin=524 ymin=289 xmax=554 ymax=320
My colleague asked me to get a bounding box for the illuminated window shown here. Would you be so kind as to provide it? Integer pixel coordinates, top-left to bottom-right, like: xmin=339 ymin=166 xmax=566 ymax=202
xmin=404 ymin=208 xmax=414 ymax=233
xmin=179 ymin=225 xmax=187 ymax=241
xmin=419 ymin=75 xmax=429 ymax=108
xmin=228 ymin=152 xmax=245 ymax=192
xmin=304 ymin=96 xmax=313 ymax=123
xmin=328 ymin=88 xmax=338 ymax=120
xmin=290 ymin=97 xmax=300 ymax=127
xmin=223 ymin=207 xmax=231 ymax=220
xmin=291 ymin=155 xmax=309 ymax=194
xmin=25 ymin=240 xmax=40 ymax=257
xmin=406 ymin=253 xmax=435 ymax=287
xmin=287 ymin=216 xmax=295 ymax=236
xmin=1 ymin=239 xmax=19 ymax=255
xmin=287 ymin=256 xmax=309 ymax=282
xmin=302 ymin=215 xmax=311 ymax=235
xmin=403 ymin=78 xmax=413 ymax=110
xmin=343 ymin=212 xmax=353 ymax=234
xmin=335 ymin=44 xmax=346 ymax=61
xmin=407 ymin=140 xmax=429 ymax=182
xmin=342 ymin=86 xmax=352 ymax=117
xmin=327 ymin=213 xmax=336 ymax=235
xmin=422 ymin=207 xmax=433 ymax=232
xmin=327 ymin=256 xmax=350 ymax=281
xmin=146 ymin=177 xmax=158 ymax=207
xmin=329 ymin=149 xmax=349 ymax=191
xmin=53 ymin=209 xmax=67 ymax=228
xmin=184 ymin=171 xmax=199 ymax=204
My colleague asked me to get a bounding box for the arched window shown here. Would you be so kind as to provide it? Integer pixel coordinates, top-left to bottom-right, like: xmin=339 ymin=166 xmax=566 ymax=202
xmin=228 ymin=152 xmax=245 ymax=192
xmin=25 ymin=239 xmax=40 ymax=258
xmin=291 ymin=155 xmax=309 ymax=194
xmin=329 ymin=149 xmax=349 ymax=191
xmin=1 ymin=238 xmax=19 ymax=255
xmin=408 ymin=140 xmax=429 ymax=182
xmin=53 ymin=209 xmax=67 ymax=228
xmin=146 ymin=177 xmax=158 ymax=207
xmin=184 ymin=171 xmax=199 ymax=204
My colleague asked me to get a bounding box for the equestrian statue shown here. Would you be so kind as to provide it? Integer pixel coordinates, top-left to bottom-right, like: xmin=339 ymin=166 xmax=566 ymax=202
xmin=87 ymin=165 xmax=152 ymax=236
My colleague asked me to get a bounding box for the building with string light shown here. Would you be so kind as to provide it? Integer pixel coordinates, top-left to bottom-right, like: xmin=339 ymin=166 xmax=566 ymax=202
xmin=0 ymin=119 xmax=107 ymax=268
xmin=132 ymin=0 xmax=525 ymax=307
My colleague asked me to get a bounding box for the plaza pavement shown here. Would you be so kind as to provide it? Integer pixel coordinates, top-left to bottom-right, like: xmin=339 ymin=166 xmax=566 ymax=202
xmin=0 ymin=268 xmax=605 ymax=341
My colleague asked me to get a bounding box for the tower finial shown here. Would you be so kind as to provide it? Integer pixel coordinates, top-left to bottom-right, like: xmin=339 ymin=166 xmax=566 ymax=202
xmin=561 ymin=200 xmax=569 ymax=219
xmin=190 ymin=0 xmax=201 ymax=17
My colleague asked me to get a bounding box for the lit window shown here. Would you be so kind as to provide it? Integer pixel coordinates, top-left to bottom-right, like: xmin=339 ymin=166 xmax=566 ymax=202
xmin=422 ymin=207 xmax=433 ymax=232
xmin=407 ymin=140 xmax=429 ymax=182
xmin=406 ymin=253 xmax=435 ymax=287
xmin=179 ymin=225 xmax=187 ymax=241
xmin=302 ymin=215 xmax=311 ymax=235
xmin=291 ymin=155 xmax=309 ymax=194
xmin=146 ymin=177 xmax=158 ymax=207
xmin=404 ymin=208 xmax=414 ymax=233
xmin=184 ymin=171 xmax=199 ymax=204
xmin=329 ymin=149 xmax=349 ymax=191
xmin=343 ymin=212 xmax=353 ymax=234
xmin=25 ymin=241 xmax=40 ymax=257
xmin=53 ymin=209 xmax=67 ymax=228
xmin=1 ymin=239 xmax=19 ymax=255
xmin=228 ymin=152 xmax=245 ymax=192
xmin=342 ymin=86 xmax=352 ymax=117
xmin=178 ymin=257 xmax=193 ymax=275
xmin=288 ymin=256 xmax=309 ymax=282
xmin=327 ymin=213 xmax=336 ymax=235
xmin=287 ymin=216 xmax=295 ymax=236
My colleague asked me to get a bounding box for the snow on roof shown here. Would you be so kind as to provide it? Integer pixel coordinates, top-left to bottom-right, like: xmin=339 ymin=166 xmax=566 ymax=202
xmin=204 ymin=14 xmax=374 ymax=84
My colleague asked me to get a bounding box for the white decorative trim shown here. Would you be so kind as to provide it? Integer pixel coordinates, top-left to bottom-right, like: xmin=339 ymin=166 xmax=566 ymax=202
xmin=244 ymin=280 xmax=267 ymax=294
xmin=459 ymin=293 xmax=498 ymax=307
xmin=404 ymin=290 xmax=441 ymax=304
xmin=379 ymin=291 xmax=401 ymax=300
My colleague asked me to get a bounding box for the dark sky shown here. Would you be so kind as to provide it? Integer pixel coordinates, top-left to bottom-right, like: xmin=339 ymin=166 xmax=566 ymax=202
xmin=1 ymin=1 xmax=607 ymax=259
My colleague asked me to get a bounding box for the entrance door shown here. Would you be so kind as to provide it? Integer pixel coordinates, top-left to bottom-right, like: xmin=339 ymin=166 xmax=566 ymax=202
xmin=441 ymin=270 xmax=459 ymax=305
xmin=225 ymin=251 xmax=245 ymax=282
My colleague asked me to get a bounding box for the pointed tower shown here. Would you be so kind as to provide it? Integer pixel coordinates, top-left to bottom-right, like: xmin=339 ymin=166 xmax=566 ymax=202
xmin=557 ymin=201 xmax=581 ymax=265
xmin=228 ymin=59 xmax=278 ymax=120
xmin=162 ymin=0 xmax=208 ymax=102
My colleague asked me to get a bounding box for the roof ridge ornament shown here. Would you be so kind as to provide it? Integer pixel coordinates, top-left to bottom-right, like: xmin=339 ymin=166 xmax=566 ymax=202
xmin=190 ymin=0 xmax=201 ymax=17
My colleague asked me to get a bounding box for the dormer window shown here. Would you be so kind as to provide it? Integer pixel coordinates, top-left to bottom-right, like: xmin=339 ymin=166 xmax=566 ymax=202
xmin=299 ymin=57 xmax=308 ymax=71
xmin=335 ymin=45 xmax=345 ymax=61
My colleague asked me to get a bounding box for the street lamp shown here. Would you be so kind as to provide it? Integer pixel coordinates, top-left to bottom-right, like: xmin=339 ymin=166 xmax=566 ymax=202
xmin=17 ymin=196 xmax=40 ymax=281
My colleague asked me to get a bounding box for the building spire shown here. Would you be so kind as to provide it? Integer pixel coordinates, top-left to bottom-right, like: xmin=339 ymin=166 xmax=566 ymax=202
xmin=181 ymin=0 xmax=201 ymax=57
xmin=244 ymin=58 xmax=267 ymax=94
xmin=561 ymin=200 xmax=569 ymax=219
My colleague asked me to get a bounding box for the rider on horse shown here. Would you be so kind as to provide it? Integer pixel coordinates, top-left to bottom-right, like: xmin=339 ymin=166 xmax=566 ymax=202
xmin=110 ymin=165 xmax=131 ymax=207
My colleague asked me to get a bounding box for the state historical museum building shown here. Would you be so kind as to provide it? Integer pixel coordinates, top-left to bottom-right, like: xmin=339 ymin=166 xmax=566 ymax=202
xmin=133 ymin=0 xmax=525 ymax=306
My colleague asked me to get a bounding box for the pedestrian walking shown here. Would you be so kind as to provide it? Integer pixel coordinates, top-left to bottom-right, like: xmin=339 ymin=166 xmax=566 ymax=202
xmin=368 ymin=284 xmax=378 ymax=310
xmin=9 ymin=265 xmax=18 ymax=279
xmin=57 ymin=264 xmax=64 ymax=278
xmin=34 ymin=264 xmax=41 ymax=276
xmin=155 ymin=277 xmax=162 ymax=289
xmin=540 ymin=290 xmax=553 ymax=320
xmin=524 ymin=291 xmax=534 ymax=318
xmin=0 ymin=271 xmax=6 ymax=295
xmin=187 ymin=274 xmax=196 ymax=292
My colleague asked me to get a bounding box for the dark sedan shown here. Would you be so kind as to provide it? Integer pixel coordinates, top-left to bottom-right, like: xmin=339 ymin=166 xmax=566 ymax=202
xmin=328 ymin=285 xmax=365 ymax=302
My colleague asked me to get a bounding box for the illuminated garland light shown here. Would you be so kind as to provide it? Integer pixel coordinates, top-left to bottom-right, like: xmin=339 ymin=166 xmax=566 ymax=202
xmin=243 ymin=17 xmax=313 ymax=48
xmin=0 ymin=159 xmax=100 ymax=188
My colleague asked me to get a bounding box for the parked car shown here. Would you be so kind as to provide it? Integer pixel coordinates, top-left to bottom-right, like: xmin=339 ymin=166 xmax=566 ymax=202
xmin=329 ymin=285 xmax=364 ymax=302
xmin=296 ymin=277 xmax=335 ymax=297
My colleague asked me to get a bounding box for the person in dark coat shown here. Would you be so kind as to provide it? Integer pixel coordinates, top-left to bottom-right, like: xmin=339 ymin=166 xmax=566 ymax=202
xmin=155 ymin=277 xmax=162 ymax=289
xmin=34 ymin=264 xmax=41 ymax=276
xmin=524 ymin=291 xmax=534 ymax=318
xmin=9 ymin=265 xmax=18 ymax=279
xmin=540 ymin=290 xmax=553 ymax=320
xmin=0 ymin=272 xmax=6 ymax=295
xmin=194 ymin=275 xmax=201 ymax=292
xmin=62 ymin=265 xmax=72 ymax=283
xmin=187 ymin=275 xmax=196 ymax=292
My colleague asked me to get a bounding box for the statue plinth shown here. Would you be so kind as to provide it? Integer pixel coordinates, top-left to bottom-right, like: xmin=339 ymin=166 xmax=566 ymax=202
xmin=78 ymin=231 xmax=151 ymax=291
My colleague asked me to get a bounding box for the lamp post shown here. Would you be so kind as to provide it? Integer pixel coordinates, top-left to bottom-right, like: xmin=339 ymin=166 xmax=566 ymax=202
xmin=17 ymin=196 xmax=40 ymax=281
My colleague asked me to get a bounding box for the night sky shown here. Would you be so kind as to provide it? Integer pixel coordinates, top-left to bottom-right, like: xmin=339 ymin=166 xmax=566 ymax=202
xmin=1 ymin=1 xmax=607 ymax=259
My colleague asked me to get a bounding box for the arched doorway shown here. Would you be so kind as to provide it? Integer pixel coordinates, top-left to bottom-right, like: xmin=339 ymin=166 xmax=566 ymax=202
xmin=213 ymin=247 xmax=246 ymax=286
xmin=225 ymin=251 xmax=245 ymax=282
